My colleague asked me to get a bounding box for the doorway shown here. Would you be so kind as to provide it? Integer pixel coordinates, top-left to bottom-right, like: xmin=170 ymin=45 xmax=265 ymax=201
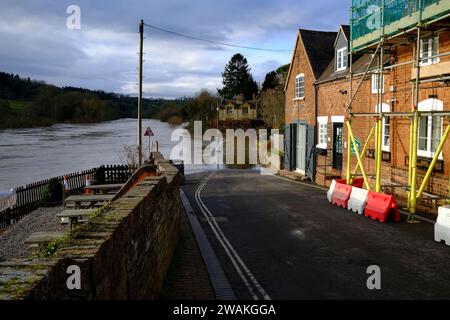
xmin=333 ymin=123 xmax=343 ymax=170
xmin=296 ymin=124 xmax=306 ymax=174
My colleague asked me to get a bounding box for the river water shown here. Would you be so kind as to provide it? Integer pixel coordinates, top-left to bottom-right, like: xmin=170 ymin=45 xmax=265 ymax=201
xmin=0 ymin=118 xmax=205 ymax=190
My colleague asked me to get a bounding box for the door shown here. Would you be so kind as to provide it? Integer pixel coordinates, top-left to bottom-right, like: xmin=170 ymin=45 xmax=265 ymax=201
xmin=296 ymin=124 xmax=306 ymax=174
xmin=333 ymin=123 xmax=343 ymax=170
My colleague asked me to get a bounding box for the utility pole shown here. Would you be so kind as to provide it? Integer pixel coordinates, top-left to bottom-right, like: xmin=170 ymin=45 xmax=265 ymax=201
xmin=216 ymin=101 xmax=220 ymax=170
xmin=138 ymin=19 xmax=144 ymax=167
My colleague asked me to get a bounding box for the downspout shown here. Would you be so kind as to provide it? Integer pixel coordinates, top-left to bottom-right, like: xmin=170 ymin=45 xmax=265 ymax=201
xmin=314 ymin=83 xmax=319 ymax=182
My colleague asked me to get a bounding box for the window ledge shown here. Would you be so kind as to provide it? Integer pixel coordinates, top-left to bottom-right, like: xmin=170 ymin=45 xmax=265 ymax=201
xmin=417 ymin=151 xmax=443 ymax=161
xmin=316 ymin=144 xmax=327 ymax=150
xmin=293 ymin=97 xmax=305 ymax=102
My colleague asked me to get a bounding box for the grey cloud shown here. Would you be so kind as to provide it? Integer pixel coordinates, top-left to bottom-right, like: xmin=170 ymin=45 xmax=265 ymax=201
xmin=0 ymin=0 xmax=350 ymax=98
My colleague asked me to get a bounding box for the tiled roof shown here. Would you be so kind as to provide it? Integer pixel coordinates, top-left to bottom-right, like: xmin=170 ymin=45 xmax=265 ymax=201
xmin=298 ymin=29 xmax=338 ymax=79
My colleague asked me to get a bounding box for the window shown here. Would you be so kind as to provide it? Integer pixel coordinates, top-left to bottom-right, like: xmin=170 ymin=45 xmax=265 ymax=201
xmin=375 ymin=103 xmax=390 ymax=152
xmin=336 ymin=47 xmax=348 ymax=71
xmin=420 ymin=35 xmax=439 ymax=66
xmin=417 ymin=99 xmax=444 ymax=158
xmin=371 ymin=73 xmax=384 ymax=94
xmin=242 ymin=107 xmax=248 ymax=115
xmin=227 ymin=107 xmax=233 ymax=114
xmin=295 ymin=74 xmax=305 ymax=99
xmin=317 ymin=116 xmax=328 ymax=149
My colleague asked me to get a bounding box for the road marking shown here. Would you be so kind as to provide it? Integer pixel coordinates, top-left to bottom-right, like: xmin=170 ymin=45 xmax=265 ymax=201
xmin=194 ymin=173 xmax=271 ymax=300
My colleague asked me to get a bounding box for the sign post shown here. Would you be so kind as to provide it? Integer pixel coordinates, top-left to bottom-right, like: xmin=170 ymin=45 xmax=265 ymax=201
xmin=144 ymin=127 xmax=154 ymax=159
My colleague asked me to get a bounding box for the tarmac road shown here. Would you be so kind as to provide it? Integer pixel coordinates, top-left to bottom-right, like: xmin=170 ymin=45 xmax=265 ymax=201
xmin=182 ymin=168 xmax=450 ymax=300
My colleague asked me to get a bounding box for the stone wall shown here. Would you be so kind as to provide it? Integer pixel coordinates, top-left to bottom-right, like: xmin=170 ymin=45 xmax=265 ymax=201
xmin=0 ymin=154 xmax=182 ymax=300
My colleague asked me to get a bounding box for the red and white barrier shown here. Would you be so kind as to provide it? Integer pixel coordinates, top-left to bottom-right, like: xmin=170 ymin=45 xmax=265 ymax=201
xmin=347 ymin=187 xmax=368 ymax=215
xmin=435 ymin=206 xmax=450 ymax=246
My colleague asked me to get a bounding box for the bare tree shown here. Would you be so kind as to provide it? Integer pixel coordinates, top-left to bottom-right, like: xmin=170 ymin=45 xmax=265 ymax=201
xmin=260 ymin=89 xmax=284 ymax=129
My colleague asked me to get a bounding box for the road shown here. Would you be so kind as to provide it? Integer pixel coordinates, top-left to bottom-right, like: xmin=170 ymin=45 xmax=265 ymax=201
xmin=182 ymin=169 xmax=450 ymax=300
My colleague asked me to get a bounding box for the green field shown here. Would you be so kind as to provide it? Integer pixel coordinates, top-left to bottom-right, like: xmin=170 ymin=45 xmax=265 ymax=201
xmin=8 ymin=100 xmax=30 ymax=113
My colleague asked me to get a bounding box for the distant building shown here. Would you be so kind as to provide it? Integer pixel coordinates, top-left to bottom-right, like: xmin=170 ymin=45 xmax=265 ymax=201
xmin=219 ymin=98 xmax=258 ymax=121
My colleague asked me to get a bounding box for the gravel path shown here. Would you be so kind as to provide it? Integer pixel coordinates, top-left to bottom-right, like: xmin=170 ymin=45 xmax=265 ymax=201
xmin=0 ymin=206 xmax=68 ymax=262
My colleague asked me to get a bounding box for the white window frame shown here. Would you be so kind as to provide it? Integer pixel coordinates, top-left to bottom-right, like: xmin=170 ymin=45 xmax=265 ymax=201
xmin=317 ymin=116 xmax=328 ymax=149
xmin=336 ymin=47 xmax=348 ymax=71
xmin=417 ymin=98 xmax=444 ymax=159
xmin=375 ymin=103 xmax=390 ymax=152
xmin=420 ymin=35 xmax=440 ymax=66
xmin=294 ymin=73 xmax=305 ymax=100
xmin=371 ymin=73 xmax=384 ymax=94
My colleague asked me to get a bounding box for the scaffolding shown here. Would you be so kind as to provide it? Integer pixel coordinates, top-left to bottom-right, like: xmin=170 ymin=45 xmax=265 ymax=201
xmin=347 ymin=0 xmax=450 ymax=221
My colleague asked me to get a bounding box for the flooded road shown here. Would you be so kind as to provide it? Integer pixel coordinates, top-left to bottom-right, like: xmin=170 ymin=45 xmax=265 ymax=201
xmin=0 ymin=119 xmax=182 ymax=190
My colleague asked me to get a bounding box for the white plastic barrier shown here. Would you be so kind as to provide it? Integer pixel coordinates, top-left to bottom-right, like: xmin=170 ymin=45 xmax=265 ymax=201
xmin=327 ymin=179 xmax=337 ymax=203
xmin=0 ymin=189 xmax=17 ymax=212
xmin=347 ymin=187 xmax=368 ymax=215
xmin=435 ymin=206 xmax=450 ymax=246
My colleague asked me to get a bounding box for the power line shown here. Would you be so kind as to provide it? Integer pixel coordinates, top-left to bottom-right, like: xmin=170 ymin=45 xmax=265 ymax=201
xmin=143 ymin=22 xmax=293 ymax=54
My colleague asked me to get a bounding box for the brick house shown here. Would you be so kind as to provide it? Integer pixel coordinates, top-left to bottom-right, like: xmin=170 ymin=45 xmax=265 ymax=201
xmin=314 ymin=26 xmax=379 ymax=187
xmin=309 ymin=1 xmax=450 ymax=214
xmin=283 ymin=1 xmax=450 ymax=214
xmin=283 ymin=29 xmax=337 ymax=179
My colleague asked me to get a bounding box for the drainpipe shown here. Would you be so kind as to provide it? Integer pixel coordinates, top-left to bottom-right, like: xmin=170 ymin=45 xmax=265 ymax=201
xmin=313 ymin=83 xmax=319 ymax=182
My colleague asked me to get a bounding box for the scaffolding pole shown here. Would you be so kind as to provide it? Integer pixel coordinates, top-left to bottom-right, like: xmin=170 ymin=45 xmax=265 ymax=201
xmin=352 ymin=125 xmax=375 ymax=178
xmin=346 ymin=121 xmax=371 ymax=190
xmin=375 ymin=40 xmax=384 ymax=193
xmin=417 ymin=125 xmax=450 ymax=199
xmin=408 ymin=26 xmax=422 ymax=222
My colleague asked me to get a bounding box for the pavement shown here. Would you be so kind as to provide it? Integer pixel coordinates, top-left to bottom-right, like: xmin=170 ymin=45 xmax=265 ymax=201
xmin=182 ymin=168 xmax=450 ymax=300
xmin=159 ymin=208 xmax=215 ymax=300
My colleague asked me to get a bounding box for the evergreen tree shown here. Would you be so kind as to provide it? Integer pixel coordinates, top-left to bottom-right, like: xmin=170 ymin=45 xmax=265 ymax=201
xmin=218 ymin=53 xmax=258 ymax=100
xmin=262 ymin=71 xmax=278 ymax=91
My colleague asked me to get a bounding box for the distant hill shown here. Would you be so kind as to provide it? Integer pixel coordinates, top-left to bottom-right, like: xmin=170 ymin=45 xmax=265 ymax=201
xmin=0 ymin=72 xmax=189 ymax=129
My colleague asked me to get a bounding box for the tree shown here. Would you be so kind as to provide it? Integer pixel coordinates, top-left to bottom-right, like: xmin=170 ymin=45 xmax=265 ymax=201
xmin=184 ymin=90 xmax=216 ymax=122
xmin=218 ymin=54 xmax=258 ymax=100
xmin=260 ymin=89 xmax=284 ymax=129
xmin=262 ymin=71 xmax=278 ymax=91
xmin=259 ymin=64 xmax=289 ymax=129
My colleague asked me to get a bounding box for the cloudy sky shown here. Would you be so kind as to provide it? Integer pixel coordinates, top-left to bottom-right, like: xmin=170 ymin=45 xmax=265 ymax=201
xmin=0 ymin=0 xmax=349 ymax=99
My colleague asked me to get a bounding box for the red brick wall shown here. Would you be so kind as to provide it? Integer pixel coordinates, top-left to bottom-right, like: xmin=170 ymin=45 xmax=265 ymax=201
xmin=315 ymin=75 xmax=379 ymax=187
xmin=285 ymin=33 xmax=317 ymax=127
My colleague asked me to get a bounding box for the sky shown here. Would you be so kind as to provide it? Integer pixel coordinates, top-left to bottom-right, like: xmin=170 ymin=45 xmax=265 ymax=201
xmin=0 ymin=0 xmax=350 ymax=99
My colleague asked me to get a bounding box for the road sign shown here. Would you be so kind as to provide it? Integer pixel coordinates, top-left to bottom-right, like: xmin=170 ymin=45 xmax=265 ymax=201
xmin=351 ymin=137 xmax=361 ymax=155
xmin=144 ymin=127 xmax=154 ymax=137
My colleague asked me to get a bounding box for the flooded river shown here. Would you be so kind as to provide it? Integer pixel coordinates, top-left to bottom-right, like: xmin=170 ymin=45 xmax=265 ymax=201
xmin=0 ymin=119 xmax=185 ymax=190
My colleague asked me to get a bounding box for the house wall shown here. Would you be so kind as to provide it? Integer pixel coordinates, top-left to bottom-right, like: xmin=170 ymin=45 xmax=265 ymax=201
xmin=285 ymin=35 xmax=317 ymax=127
xmin=219 ymin=106 xmax=257 ymax=121
xmin=316 ymin=75 xmax=378 ymax=187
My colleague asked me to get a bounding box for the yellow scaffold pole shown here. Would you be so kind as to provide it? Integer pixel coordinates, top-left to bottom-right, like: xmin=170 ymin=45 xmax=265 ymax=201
xmin=346 ymin=121 xmax=371 ymax=190
xmin=409 ymin=111 xmax=419 ymax=221
xmin=416 ymin=124 xmax=450 ymax=199
xmin=375 ymin=116 xmax=383 ymax=193
xmin=346 ymin=120 xmax=352 ymax=185
xmin=352 ymin=125 xmax=375 ymax=177
xmin=407 ymin=120 xmax=414 ymax=209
